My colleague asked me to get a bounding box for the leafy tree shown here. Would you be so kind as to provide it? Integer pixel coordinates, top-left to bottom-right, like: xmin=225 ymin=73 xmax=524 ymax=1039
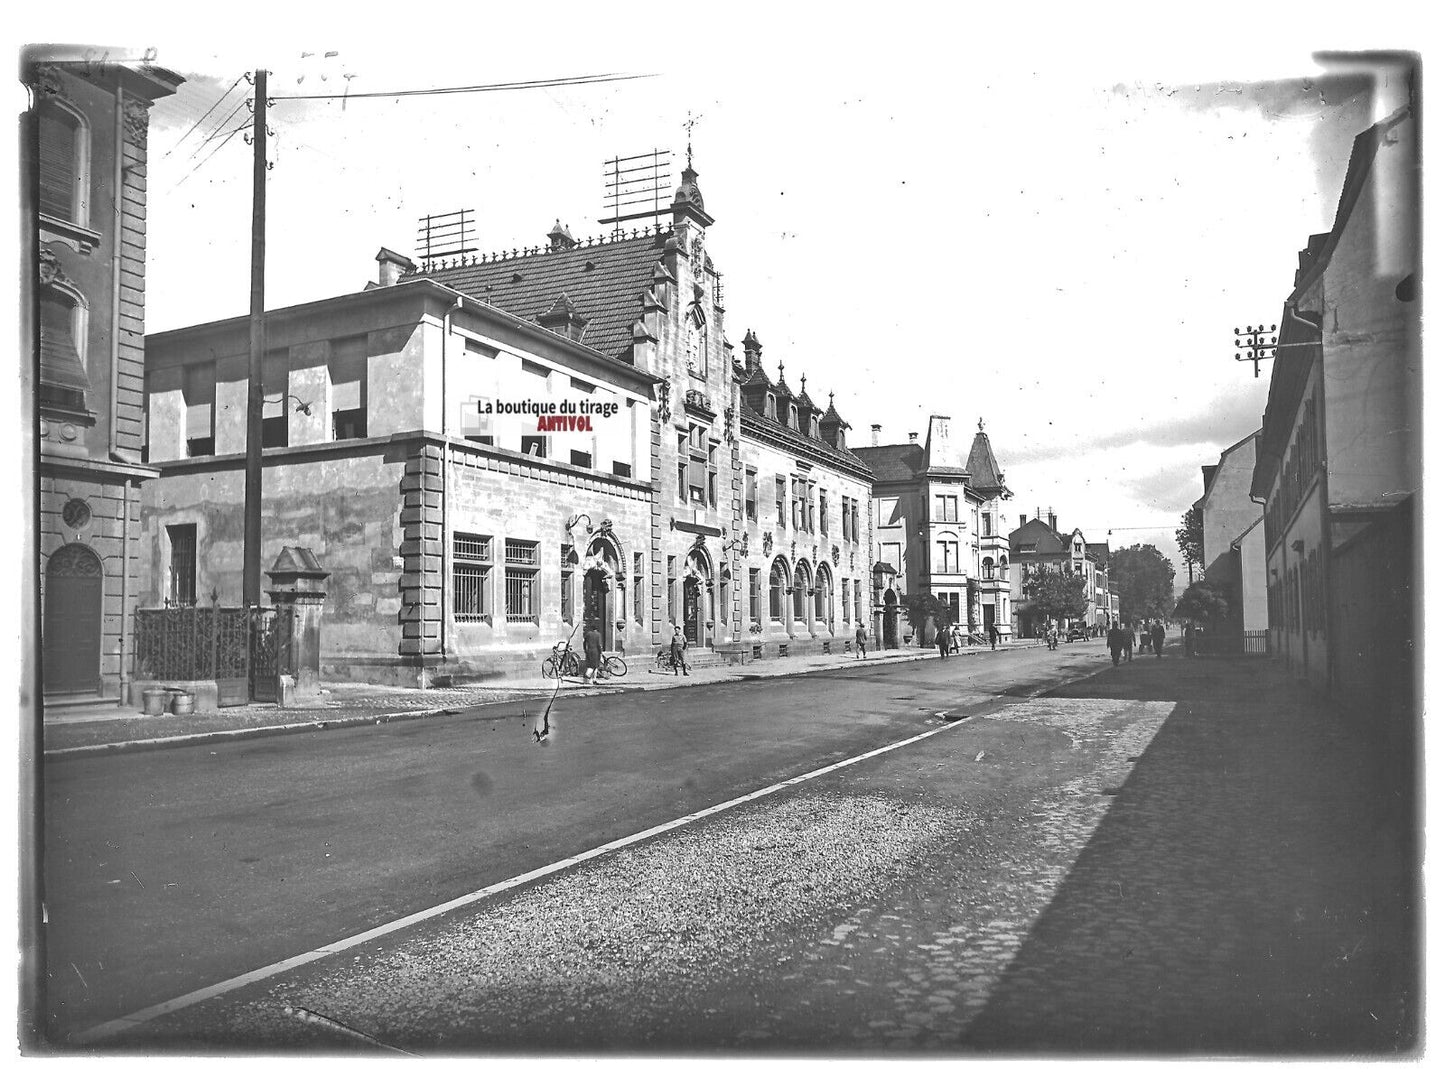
xmin=1021 ymin=567 xmax=1088 ymax=623
xmin=903 ymin=592 xmax=953 ymax=638
xmin=1109 ymin=544 xmax=1176 ymax=623
xmin=1174 ymin=579 xmax=1231 ymax=624
xmin=1176 ymin=504 xmax=1204 ymax=582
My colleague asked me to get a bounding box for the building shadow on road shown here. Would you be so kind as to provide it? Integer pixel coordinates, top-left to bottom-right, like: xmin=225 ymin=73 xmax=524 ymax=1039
xmin=960 ymin=654 xmax=1420 ymax=1056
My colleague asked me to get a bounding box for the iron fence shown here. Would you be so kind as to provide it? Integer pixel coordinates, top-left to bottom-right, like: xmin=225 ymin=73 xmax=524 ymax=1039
xmin=133 ymin=605 xmax=277 ymax=705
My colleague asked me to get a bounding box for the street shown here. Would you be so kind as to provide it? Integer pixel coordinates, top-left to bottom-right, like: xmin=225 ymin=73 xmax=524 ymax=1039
xmin=42 ymin=642 xmax=1416 ymax=1053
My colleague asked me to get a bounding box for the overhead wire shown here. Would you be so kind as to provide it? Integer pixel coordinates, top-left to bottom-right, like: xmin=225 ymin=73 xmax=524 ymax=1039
xmin=163 ymin=73 xmax=246 ymax=157
xmin=270 ymin=71 xmax=653 ymax=102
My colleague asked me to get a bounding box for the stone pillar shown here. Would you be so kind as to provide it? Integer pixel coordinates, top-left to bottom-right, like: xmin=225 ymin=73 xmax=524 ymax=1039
xmin=265 ymin=546 xmax=330 ymax=703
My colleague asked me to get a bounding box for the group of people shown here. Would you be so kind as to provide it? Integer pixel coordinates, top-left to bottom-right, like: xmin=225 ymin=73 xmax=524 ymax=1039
xmin=934 ymin=623 xmax=1002 ymax=658
xmin=1106 ymin=620 xmax=1166 ymax=665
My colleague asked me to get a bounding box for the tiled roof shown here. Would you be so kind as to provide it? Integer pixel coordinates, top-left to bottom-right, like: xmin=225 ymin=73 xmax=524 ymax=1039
xmin=739 ymin=402 xmax=873 ymax=479
xmin=406 ymin=229 xmax=669 ymax=363
xmin=853 ymin=442 xmax=926 ymax=484
xmin=964 ymin=430 xmax=1005 ymax=491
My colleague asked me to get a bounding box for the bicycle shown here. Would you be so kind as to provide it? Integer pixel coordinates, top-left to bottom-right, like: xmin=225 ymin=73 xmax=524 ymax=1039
xmin=593 ymin=653 xmax=628 ymax=680
xmin=541 ymin=640 xmax=581 ymax=680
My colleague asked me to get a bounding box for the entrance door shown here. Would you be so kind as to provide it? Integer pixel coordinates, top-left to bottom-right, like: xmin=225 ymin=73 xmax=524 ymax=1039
xmin=983 ymin=604 xmax=996 ymax=634
xmin=43 ymin=544 xmax=104 ymax=694
xmin=583 ymin=570 xmax=612 ymax=650
xmin=684 ymin=578 xmax=702 ymax=646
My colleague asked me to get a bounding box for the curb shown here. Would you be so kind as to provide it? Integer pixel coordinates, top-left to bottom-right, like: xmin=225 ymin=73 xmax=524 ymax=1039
xmin=44 ymin=642 xmax=1045 ymax=759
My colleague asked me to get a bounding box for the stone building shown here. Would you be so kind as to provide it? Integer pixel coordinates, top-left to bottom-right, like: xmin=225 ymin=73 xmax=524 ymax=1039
xmin=1008 ymin=511 xmax=1111 ymax=637
xmin=141 ymin=160 xmax=872 ymax=682
xmin=27 ymin=56 xmax=183 ymax=701
xmin=853 ymin=418 xmax=1012 ymax=647
xmin=1250 ymin=102 xmax=1418 ymax=726
xmin=1195 ymin=430 xmax=1268 ymax=648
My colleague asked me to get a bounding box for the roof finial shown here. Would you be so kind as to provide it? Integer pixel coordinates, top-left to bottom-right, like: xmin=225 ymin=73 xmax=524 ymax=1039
xmin=800 ymin=373 xmax=807 ymax=393
xmin=685 ymin=110 xmax=697 ymax=169
xmin=978 ymin=416 xmax=985 ymax=432
xmin=829 ymin=391 xmax=835 ymax=406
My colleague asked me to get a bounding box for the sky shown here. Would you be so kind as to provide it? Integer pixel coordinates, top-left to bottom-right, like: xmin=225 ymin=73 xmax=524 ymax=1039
xmin=8 ymin=5 xmax=1425 ymax=591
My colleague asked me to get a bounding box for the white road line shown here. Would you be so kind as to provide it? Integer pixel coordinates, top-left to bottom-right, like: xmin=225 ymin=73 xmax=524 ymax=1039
xmin=73 ymin=717 xmax=969 ymax=1045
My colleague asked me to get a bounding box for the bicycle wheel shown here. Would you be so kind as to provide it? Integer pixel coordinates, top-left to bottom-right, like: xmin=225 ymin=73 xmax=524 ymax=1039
xmin=604 ymin=654 xmax=627 ymax=678
xmin=541 ymin=657 xmax=558 ymax=679
xmin=656 ymin=649 xmax=671 ymax=671
xmin=563 ymin=652 xmax=581 ymax=677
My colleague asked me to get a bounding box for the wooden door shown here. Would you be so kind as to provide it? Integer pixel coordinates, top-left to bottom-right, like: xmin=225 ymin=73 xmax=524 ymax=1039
xmin=44 ymin=545 xmax=104 ymax=694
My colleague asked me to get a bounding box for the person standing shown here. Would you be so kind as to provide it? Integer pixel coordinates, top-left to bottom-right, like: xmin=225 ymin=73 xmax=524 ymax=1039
xmin=583 ymin=622 xmax=603 ymax=683
xmin=938 ymin=626 xmax=950 ymax=660
xmin=1107 ymin=622 xmax=1123 ymax=666
xmin=1151 ymin=620 xmax=1165 ymax=658
xmin=1123 ymin=623 xmax=1134 ymax=662
xmin=670 ymin=625 xmax=690 ymax=676
xmin=988 ymin=623 xmax=999 ymax=650
xmin=855 ymin=622 xmax=868 ymax=659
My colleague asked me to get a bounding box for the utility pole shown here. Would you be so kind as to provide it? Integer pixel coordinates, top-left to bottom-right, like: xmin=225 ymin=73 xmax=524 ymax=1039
xmin=242 ymin=70 xmax=268 ymax=606
xmin=1233 ymin=323 xmax=1277 ymax=379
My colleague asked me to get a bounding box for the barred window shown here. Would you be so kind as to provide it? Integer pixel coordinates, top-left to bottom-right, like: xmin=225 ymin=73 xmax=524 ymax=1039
xmin=842 ymin=577 xmax=850 ymax=623
xmin=749 ymin=567 xmax=762 ymax=624
xmin=504 ymin=539 xmax=539 ymax=623
xmin=454 ymin=533 xmax=493 ymax=622
xmin=561 ymin=544 xmax=576 ymax=625
xmin=633 ymin=553 xmax=645 ymax=625
xmin=667 ymin=555 xmax=678 ymax=623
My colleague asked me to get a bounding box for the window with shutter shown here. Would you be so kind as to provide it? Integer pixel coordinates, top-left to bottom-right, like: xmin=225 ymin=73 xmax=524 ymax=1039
xmin=38 ymin=286 xmax=88 ymax=410
xmin=38 ymin=100 xmax=83 ymax=224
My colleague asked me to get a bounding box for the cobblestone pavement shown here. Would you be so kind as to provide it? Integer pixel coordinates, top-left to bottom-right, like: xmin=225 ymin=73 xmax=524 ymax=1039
xmin=97 ymin=654 xmax=1417 ymax=1055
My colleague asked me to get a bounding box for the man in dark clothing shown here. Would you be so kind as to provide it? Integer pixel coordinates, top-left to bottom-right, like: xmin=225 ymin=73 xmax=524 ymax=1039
xmin=1107 ymin=623 xmax=1124 ymax=666
xmin=855 ymin=623 xmax=868 ymax=659
xmin=1151 ymin=621 xmax=1165 ymax=657
xmin=669 ymin=625 xmax=690 ymax=676
xmin=583 ymin=623 xmax=604 ymax=682
xmin=988 ymin=624 xmax=999 ymax=650
xmin=1123 ymin=625 xmax=1134 ymax=662
xmin=938 ymin=627 xmax=950 ymax=659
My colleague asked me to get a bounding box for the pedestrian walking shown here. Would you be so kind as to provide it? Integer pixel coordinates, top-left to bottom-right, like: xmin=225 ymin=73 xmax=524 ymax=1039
xmin=582 ymin=622 xmax=603 ymax=683
xmin=1123 ymin=624 xmax=1134 ymax=662
xmin=855 ymin=622 xmax=868 ymax=659
xmin=1107 ymin=622 xmax=1123 ymax=666
xmin=938 ymin=626 xmax=950 ymax=659
xmin=670 ymin=625 xmax=690 ymax=676
xmin=988 ymin=623 xmax=999 ymax=650
xmin=1151 ymin=620 xmax=1165 ymax=658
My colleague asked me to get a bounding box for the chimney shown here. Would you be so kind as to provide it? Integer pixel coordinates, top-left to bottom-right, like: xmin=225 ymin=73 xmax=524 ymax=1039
xmin=375 ymin=247 xmax=415 ymax=288
xmin=926 ymin=415 xmax=951 ymax=466
xmin=743 ymin=329 xmax=762 ymax=370
xmin=870 ymin=423 xmax=881 ymax=447
xmin=908 ymin=432 xmax=918 ymax=443
xmin=1047 ymin=508 xmax=1057 ymax=532
xmin=1019 ymin=514 xmax=1026 ymax=529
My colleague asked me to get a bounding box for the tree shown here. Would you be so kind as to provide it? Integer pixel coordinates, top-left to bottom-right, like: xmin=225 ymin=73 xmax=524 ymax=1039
xmin=1021 ymin=567 xmax=1088 ymax=623
xmin=1173 ymin=578 xmax=1231 ymax=625
xmin=1109 ymin=544 xmax=1176 ymax=623
xmin=903 ymin=592 xmax=953 ymax=639
xmin=1176 ymin=504 xmax=1204 ymax=583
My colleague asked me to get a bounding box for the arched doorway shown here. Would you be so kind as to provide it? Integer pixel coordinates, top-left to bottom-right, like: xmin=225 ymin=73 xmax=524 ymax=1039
xmin=44 ymin=543 xmax=104 ymax=694
xmin=793 ymin=560 xmax=812 ymax=632
xmin=769 ymin=557 xmax=790 ymax=627
xmin=683 ymin=547 xmax=713 ymax=647
xmin=582 ymin=535 xmax=621 ymax=651
xmin=814 ymin=562 xmax=833 ymax=634
xmin=883 ymin=588 xmax=900 ymax=649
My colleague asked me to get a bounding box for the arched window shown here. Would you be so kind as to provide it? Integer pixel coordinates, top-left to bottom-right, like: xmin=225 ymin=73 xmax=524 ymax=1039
xmin=38 ymin=96 xmax=89 ymax=226
xmin=793 ymin=561 xmax=811 ymax=621
xmin=982 ymin=557 xmax=995 ymax=580
xmin=39 ymin=282 xmax=89 ymax=410
xmin=998 ymin=555 xmax=1009 ymax=581
xmin=769 ymin=558 xmax=789 ymax=621
xmin=814 ymin=564 xmax=832 ymax=622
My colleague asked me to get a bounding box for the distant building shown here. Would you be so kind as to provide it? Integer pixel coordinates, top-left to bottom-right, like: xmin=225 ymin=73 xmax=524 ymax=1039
xmin=1195 ymin=430 xmax=1268 ymax=649
xmin=1250 ymin=102 xmax=1419 ymax=726
xmin=854 ymin=419 xmax=1012 ymax=646
xmin=28 ymin=56 xmax=183 ymax=700
xmin=1008 ymin=511 xmax=1111 ymax=636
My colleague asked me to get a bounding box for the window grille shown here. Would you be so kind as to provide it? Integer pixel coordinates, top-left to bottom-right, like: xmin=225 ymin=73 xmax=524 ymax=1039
xmin=167 ymin=524 xmax=197 ymax=607
xmin=561 ymin=544 xmax=575 ymax=624
xmin=454 ymin=533 xmax=493 ymax=622
xmin=633 ymin=553 xmax=644 ymax=625
xmin=505 ymin=539 xmax=539 ymax=565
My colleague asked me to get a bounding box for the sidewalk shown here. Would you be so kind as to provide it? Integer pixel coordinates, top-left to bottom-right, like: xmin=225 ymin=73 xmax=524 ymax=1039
xmin=43 ymin=640 xmax=1043 ymax=756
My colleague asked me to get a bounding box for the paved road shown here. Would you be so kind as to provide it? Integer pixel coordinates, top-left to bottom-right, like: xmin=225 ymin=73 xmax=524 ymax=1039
xmin=41 ymin=641 xmax=1104 ymax=1041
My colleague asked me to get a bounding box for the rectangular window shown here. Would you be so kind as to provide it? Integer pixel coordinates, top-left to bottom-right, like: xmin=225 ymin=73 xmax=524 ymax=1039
xmin=166 ymin=524 xmax=197 ymax=606
xmin=677 ymin=432 xmax=689 ymax=504
xmin=982 ymin=512 xmax=993 ymax=538
xmin=261 ymin=353 xmax=288 ymax=449
xmin=749 ymin=568 xmax=762 ymax=625
xmin=504 ymin=539 xmax=539 ymax=623
xmin=330 ymin=337 xmax=367 ymax=440
xmin=612 ymin=461 xmax=632 ymax=479
xmin=851 ymin=499 xmax=860 ymax=543
xmin=807 ymin=482 xmax=816 ymax=533
xmin=561 ymin=544 xmax=575 ymax=625
xmin=819 ymin=489 xmax=828 ymax=536
xmin=854 ymin=580 xmax=863 ymax=625
xmin=570 ymin=449 xmax=593 ymax=469
xmin=841 ymin=496 xmax=851 ymax=542
xmin=934 ymin=495 xmax=958 ymax=522
xmin=745 ymin=469 xmax=758 ymax=520
xmin=39 ymin=103 xmax=82 ymax=222
xmin=461 ymin=397 xmax=494 ymax=444
xmin=666 ymin=555 xmax=678 ymax=624
xmin=633 ymin=553 xmax=644 ymax=626
xmin=791 ymin=478 xmax=803 ymax=531
xmin=521 ymin=435 xmax=547 ymax=458
xmin=454 ymin=533 xmax=493 ymax=622
xmin=184 ymin=363 xmax=215 ymax=457
xmin=842 ymin=578 xmax=851 ymax=622
xmin=776 ymin=476 xmax=787 ymax=528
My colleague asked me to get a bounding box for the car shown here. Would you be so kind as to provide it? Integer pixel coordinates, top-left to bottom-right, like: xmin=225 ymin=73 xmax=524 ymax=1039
xmin=1066 ymin=626 xmax=1088 ymax=643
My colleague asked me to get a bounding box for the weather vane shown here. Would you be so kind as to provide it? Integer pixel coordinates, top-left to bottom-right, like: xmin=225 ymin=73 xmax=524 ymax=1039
xmin=685 ymin=110 xmax=701 ymax=168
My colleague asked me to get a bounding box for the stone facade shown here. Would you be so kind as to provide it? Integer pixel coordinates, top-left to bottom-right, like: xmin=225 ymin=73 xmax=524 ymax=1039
xmin=29 ymin=56 xmax=183 ymax=699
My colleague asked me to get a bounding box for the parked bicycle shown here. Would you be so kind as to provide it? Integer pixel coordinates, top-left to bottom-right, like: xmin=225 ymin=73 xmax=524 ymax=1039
xmin=541 ymin=639 xmax=581 ymax=679
xmin=594 ymin=653 xmax=628 ymax=679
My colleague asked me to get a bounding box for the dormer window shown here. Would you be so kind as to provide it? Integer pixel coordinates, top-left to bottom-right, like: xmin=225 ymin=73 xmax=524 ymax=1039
xmin=765 ymin=394 xmax=776 ymax=420
xmin=789 ymin=404 xmax=799 ymax=430
xmin=810 ymin=416 xmax=820 ymax=439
